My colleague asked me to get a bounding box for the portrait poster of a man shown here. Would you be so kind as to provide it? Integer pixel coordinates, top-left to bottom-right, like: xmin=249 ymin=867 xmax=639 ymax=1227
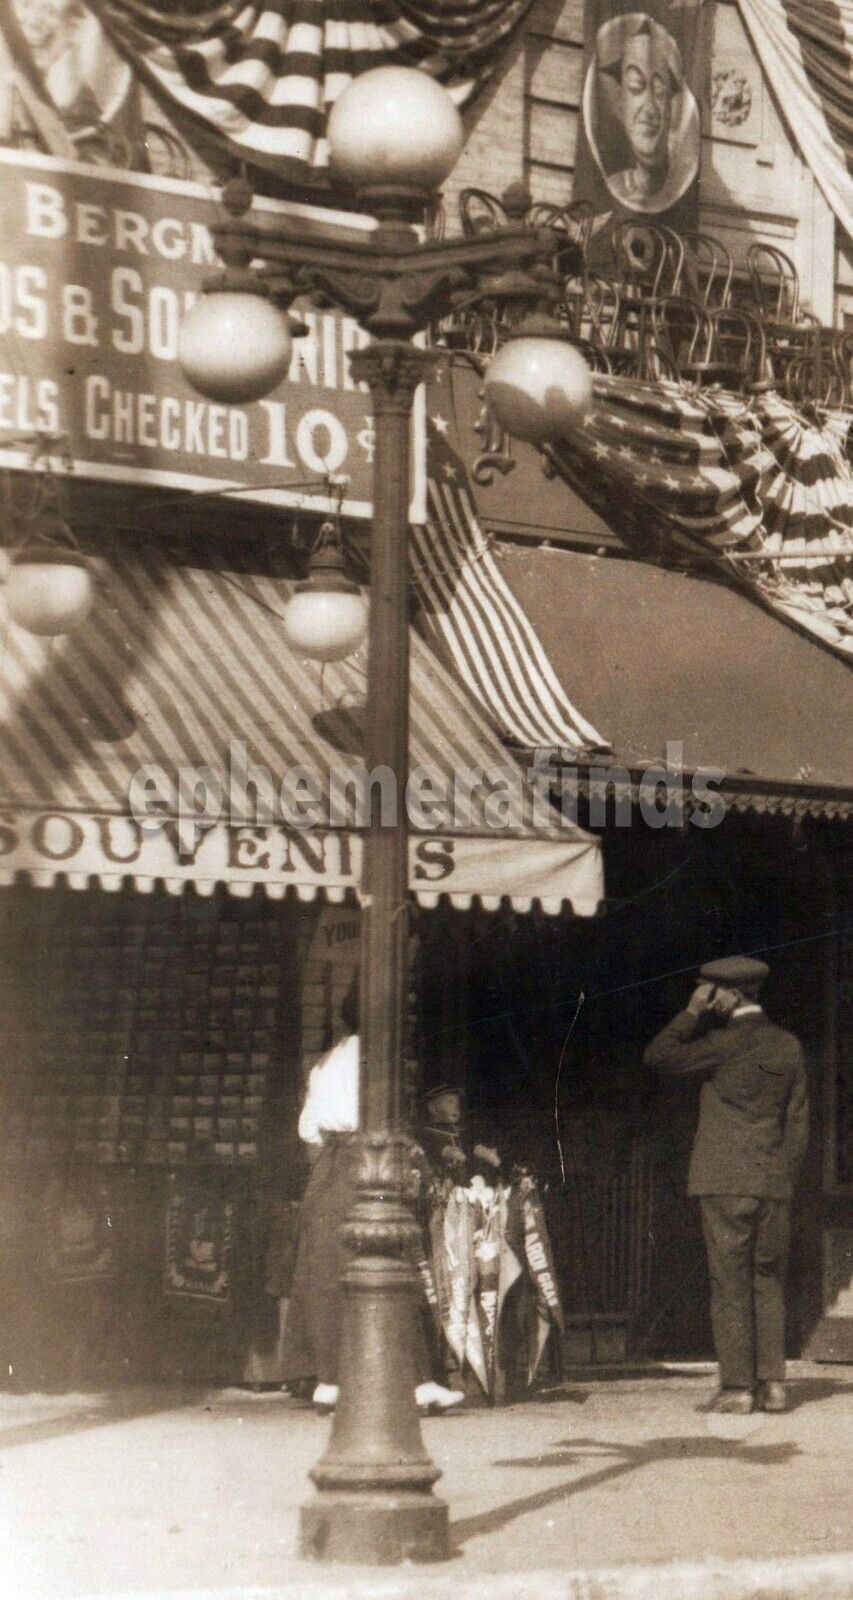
xmin=575 ymin=1 xmax=705 ymax=230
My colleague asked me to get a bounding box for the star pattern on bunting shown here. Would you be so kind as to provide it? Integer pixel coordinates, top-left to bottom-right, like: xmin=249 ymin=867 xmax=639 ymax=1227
xmin=550 ymin=375 xmax=853 ymax=661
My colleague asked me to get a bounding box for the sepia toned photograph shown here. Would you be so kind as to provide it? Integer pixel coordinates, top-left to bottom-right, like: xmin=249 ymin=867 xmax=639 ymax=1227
xmin=0 ymin=1 xmax=850 ymax=1597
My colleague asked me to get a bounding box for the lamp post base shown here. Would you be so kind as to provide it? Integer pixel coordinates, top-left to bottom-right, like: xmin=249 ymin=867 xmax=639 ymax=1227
xmin=299 ymin=1141 xmax=449 ymax=1566
xmin=300 ymin=1492 xmax=449 ymax=1565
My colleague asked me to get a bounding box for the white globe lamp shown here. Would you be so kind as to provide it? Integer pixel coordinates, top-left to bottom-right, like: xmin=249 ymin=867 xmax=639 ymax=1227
xmin=6 ymin=545 xmax=93 ymax=636
xmin=177 ymin=290 xmax=293 ymax=405
xmin=328 ymin=66 xmax=463 ymax=194
xmin=484 ymin=334 xmax=593 ymax=443
xmin=283 ymin=528 xmax=368 ymax=663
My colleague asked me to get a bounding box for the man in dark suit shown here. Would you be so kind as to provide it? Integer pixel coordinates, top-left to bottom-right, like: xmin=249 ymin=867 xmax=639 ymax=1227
xmin=644 ymin=956 xmax=809 ymax=1414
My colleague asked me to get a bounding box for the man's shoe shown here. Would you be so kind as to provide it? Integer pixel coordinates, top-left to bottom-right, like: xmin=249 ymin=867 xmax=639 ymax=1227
xmin=415 ymin=1381 xmax=465 ymax=1414
xmin=757 ymin=1381 xmax=786 ymax=1413
xmin=710 ymin=1388 xmax=754 ymax=1414
xmin=312 ymin=1383 xmax=339 ymax=1414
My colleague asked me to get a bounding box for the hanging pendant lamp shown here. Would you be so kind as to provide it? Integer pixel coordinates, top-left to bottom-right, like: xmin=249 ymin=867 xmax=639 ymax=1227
xmin=5 ymin=517 xmax=94 ymax=637
xmin=282 ymin=521 xmax=368 ymax=663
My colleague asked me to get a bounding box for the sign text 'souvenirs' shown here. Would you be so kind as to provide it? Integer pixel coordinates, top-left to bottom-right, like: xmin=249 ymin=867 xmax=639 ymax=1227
xmin=0 ymin=810 xmax=457 ymax=890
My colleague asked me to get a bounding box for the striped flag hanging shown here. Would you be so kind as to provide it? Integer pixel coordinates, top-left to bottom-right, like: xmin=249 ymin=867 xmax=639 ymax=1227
xmin=735 ymin=0 xmax=853 ymax=237
xmin=548 ymin=375 xmax=853 ymax=660
xmin=85 ymin=0 xmax=535 ymax=176
xmin=412 ymin=414 xmax=610 ymax=755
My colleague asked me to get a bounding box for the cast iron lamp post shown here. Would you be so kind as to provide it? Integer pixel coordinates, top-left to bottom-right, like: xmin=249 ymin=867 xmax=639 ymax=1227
xmin=178 ymin=64 xmax=591 ymax=1565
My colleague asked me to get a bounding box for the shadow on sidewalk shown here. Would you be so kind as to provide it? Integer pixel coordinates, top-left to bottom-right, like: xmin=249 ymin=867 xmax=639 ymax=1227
xmin=507 ymin=1387 xmax=590 ymax=1406
xmin=783 ymin=1378 xmax=853 ymax=1413
xmin=0 ymin=1388 xmax=198 ymax=1452
xmin=451 ymin=1434 xmax=800 ymax=1546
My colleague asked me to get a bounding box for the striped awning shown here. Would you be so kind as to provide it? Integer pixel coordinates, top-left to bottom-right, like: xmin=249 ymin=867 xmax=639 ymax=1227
xmin=0 ymin=543 xmax=603 ymax=915
xmin=493 ymin=545 xmax=853 ymax=816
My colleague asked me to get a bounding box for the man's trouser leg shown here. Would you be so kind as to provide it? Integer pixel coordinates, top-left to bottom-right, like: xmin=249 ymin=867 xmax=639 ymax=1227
xmin=699 ymin=1196 xmax=757 ymax=1390
xmin=754 ymin=1198 xmax=790 ymax=1383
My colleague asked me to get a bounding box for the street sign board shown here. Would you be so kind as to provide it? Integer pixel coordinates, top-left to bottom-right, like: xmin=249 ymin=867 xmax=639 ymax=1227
xmin=0 ymin=147 xmax=427 ymax=521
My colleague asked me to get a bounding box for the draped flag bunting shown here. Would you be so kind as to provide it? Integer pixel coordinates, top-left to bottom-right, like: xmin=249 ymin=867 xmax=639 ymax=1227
xmin=548 ymin=376 xmax=853 ymax=661
xmin=71 ymin=0 xmax=535 ymax=176
xmin=735 ymin=0 xmax=853 ymax=239
xmin=413 ymin=415 xmax=610 ymax=754
xmin=574 ymin=0 xmax=707 ymax=230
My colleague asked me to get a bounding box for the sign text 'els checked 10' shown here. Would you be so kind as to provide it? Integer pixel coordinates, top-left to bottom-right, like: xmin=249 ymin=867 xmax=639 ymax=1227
xmin=0 ymin=150 xmax=426 ymax=519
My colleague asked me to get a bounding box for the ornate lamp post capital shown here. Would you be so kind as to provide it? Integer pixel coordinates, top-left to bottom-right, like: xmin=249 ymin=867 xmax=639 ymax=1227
xmin=350 ymin=342 xmax=438 ymax=409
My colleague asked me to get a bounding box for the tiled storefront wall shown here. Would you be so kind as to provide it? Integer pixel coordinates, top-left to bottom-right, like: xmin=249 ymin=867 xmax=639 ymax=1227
xmin=0 ymin=886 xmax=306 ymax=1383
xmin=0 ymin=887 xmax=302 ymax=1175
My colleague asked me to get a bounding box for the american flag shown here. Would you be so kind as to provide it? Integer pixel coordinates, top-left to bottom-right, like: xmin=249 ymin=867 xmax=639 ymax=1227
xmin=549 ymin=376 xmax=853 ymax=662
xmin=412 ymin=413 xmax=610 ymax=755
xmin=88 ymin=0 xmax=534 ymax=176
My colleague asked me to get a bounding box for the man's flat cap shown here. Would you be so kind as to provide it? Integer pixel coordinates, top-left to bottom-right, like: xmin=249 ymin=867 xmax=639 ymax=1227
xmin=700 ymin=956 xmax=769 ymax=986
xmin=423 ymin=1081 xmax=464 ymax=1101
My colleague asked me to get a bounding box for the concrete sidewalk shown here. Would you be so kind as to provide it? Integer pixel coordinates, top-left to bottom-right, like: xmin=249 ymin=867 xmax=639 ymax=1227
xmin=1 ymin=1363 xmax=851 ymax=1600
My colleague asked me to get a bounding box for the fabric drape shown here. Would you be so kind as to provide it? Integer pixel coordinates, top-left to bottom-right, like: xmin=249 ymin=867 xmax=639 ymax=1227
xmin=736 ymin=0 xmax=853 ymax=239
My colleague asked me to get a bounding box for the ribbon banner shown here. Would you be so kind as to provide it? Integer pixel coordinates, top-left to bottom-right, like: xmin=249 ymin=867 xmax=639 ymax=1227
xmin=427 ymin=1176 xmax=563 ymax=1397
xmin=574 ymin=0 xmax=707 ymax=230
xmin=495 ymin=1187 xmax=524 ymax=1379
xmin=437 ymin=1189 xmax=488 ymax=1390
xmin=521 ymin=1182 xmax=564 ymax=1384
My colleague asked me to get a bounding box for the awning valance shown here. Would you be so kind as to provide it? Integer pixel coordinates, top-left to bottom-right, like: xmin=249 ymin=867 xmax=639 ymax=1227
xmin=0 ymin=811 xmax=604 ymax=915
xmin=0 ymin=544 xmax=603 ymax=915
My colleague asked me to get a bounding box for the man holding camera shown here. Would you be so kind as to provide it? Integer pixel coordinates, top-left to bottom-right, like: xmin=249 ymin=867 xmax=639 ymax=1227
xmin=644 ymin=956 xmax=809 ymax=1414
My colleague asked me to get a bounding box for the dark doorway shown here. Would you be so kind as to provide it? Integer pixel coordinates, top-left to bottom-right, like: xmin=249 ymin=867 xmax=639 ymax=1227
xmin=421 ymin=814 xmax=829 ymax=1363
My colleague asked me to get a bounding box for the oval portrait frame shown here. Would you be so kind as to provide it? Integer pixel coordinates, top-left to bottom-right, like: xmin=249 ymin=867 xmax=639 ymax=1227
xmin=582 ymin=11 xmax=700 ymax=215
